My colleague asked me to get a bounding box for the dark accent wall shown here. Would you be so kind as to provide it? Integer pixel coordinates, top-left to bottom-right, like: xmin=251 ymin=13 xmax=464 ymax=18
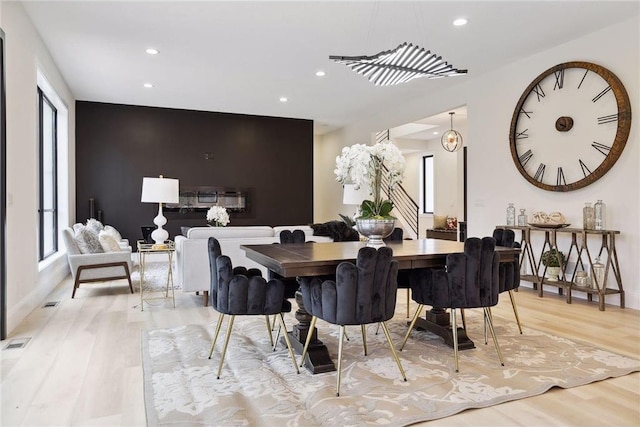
xmin=75 ymin=101 xmax=314 ymax=242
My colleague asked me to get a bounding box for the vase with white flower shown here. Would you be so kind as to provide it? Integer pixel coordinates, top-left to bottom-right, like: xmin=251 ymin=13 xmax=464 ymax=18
xmin=206 ymin=206 xmax=230 ymax=227
xmin=334 ymin=140 xmax=405 ymax=247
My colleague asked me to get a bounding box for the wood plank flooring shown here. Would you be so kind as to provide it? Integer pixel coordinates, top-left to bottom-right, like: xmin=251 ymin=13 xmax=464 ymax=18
xmin=1 ymin=274 xmax=638 ymax=426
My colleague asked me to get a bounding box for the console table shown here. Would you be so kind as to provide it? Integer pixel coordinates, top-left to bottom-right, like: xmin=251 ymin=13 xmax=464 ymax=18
xmin=496 ymin=225 xmax=624 ymax=311
xmin=426 ymin=229 xmax=457 ymax=241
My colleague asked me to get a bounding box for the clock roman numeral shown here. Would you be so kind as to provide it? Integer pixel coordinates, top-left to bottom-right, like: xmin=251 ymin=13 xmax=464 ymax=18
xmin=532 ymin=84 xmax=546 ymax=102
xmin=598 ymin=114 xmax=618 ymax=125
xmin=577 ymin=69 xmax=589 ymax=89
xmin=592 ymin=86 xmax=612 ymax=102
xmin=519 ymin=149 xmax=533 ymax=167
xmin=534 ymin=163 xmax=546 ymax=182
xmin=519 ymin=107 xmax=532 ymax=119
xmin=516 ymin=129 xmax=529 ymax=139
xmin=592 ymin=142 xmax=611 ymax=156
xmin=579 ymin=159 xmax=592 ymax=177
xmin=557 ymin=167 xmax=566 ymax=186
xmin=553 ymin=69 xmax=564 ymax=90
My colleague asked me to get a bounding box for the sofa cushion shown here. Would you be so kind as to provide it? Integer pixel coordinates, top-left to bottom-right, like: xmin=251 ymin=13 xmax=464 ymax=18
xmin=273 ymin=225 xmax=315 ymax=239
xmin=103 ymin=225 xmax=123 ymax=242
xmin=187 ymin=226 xmax=274 ymax=239
xmin=99 ymin=231 xmax=122 ymax=252
xmin=74 ymin=226 xmax=104 ymax=254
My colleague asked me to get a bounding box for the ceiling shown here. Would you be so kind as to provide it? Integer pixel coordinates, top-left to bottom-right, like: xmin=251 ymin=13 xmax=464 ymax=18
xmin=21 ymin=1 xmax=639 ymax=136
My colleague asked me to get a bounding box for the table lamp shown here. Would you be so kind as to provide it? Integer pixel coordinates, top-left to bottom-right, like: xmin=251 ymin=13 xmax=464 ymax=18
xmin=343 ymin=183 xmax=370 ymax=220
xmin=141 ymin=175 xmax=179 ymax=247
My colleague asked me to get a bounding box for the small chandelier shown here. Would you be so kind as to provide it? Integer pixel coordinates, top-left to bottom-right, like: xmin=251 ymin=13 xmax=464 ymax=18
xmin=441 ymin=112 xmax=463 ymax=152
xmin=330 ymin=42 xmax=467 ymax=87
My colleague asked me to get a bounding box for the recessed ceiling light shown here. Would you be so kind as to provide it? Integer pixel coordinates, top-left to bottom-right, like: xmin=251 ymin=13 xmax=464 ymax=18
xmin=453 ymin=18 xmax=468 ymax=26
xmin=146 ymin=48 xmax=159 ymax=55
xmin=315 ymin=70 xmax=326 ymax=77
xmin=279 ymin=97 xmax=288 ymax=102
xmin=143 ymin=83 xmax=154 ymax=88
xmin=433 ymin=131 xmax=439 ymax=135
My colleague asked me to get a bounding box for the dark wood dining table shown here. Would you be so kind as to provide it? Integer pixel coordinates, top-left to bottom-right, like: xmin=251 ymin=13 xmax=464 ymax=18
xmin=242 ymin=239 xmax=520 ymax=373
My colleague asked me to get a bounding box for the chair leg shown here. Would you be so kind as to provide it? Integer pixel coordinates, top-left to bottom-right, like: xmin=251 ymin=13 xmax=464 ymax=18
xmin=508 ymin=290 xmax=523 ymax=334
xmin=379 ymin=321 xmax=407 ymax=382
xmin=216 ymin=315 xmax=235 ymax=379
xmin=483 ymin=308 xmax=491 ymax=345
xmin=71 ymin=274 xmax=80 ymax=299
xmin=208 ymin=313 xmax=225 ymax=359
xmin=406 ymin=288 xmax=410 ymax=318
xmin=272 ymin=316 xmax=283 ymax=351
xmin=484 ymin=308 xmax=505 ymax=366
xmin=124 ymin=264 xmax=134 ymax=294
xmin=336 ymin=325 xmax=345 ymax=397
xmin=265 ymin=315 xmax=274 ymax=347
xmin=400 ymin=304 xmax=424 ymax=351
xmin=299 ymin=316 xmax=317 ymax=367
xmin=451 ymin=309 xmax=459 ymax=373
xmin=271 ymin=314 xmax=277 ymax=331
xmin=361 ymin=324 xmax=367 ymax=356
xmin=277 ymin=313 xmax=299 ymax=374
xmin=460 ymin=309 xmax=467 ymax=332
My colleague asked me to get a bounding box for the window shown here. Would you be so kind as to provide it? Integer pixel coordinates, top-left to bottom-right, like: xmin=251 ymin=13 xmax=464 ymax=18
xmin=422 ymin=155 xmax=434 ymax=214
xmin=38 ymin=88 xmax=58 ymax=261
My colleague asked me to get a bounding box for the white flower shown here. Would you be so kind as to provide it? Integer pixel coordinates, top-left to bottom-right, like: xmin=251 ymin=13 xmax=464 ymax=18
xmin=334 ymin=140 xmax=405 ymax=218
xmin=206 ymin=206 xmax=230 ymax=227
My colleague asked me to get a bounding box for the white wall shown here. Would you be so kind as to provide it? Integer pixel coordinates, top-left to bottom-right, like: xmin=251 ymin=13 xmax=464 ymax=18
xmin=2 ymin=2 xmax=75 ymax=334
xmin=315 ymin=17 xmax=639 ymax=309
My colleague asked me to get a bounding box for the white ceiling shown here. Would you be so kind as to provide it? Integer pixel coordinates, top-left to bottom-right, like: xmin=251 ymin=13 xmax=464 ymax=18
xmin=21 ymin=1 xmax=639 ymax=136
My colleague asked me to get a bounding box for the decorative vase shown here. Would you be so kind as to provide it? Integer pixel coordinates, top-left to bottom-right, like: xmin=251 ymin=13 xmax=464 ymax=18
xmin=356 ymin=218 xmax=395 ymax=248
xmin=545 ymin=266 xmax=561 ymax=281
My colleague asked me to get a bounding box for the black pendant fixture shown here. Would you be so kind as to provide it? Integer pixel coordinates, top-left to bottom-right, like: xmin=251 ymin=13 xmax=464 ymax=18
xmin=330 ymin=42 xmax=467 ymax=86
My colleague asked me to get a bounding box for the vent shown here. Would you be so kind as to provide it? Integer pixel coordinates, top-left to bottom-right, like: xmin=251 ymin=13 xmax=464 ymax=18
xmin=3 ymin=337 xmax=31 ymax=350
xmin=42 ymin=301 xmax=59 ymax=308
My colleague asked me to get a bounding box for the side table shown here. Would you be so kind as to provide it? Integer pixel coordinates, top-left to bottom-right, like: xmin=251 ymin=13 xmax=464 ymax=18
xmin=137 ymin=240 xmax=176 ymax=311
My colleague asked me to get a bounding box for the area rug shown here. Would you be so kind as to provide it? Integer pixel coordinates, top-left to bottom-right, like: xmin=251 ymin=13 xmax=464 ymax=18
xmin=141 ymin=312 xmax=639 ymax=426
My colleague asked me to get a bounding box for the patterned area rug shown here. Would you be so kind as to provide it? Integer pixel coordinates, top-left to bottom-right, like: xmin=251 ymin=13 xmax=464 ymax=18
xmin=141 ymin=311 xmax=639 ymax=426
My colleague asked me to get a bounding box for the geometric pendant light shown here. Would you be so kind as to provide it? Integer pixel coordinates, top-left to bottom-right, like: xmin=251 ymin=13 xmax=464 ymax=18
xmin=441 ymin=112 xmax=463 ymax=152
xmin=329 ymin=42 xmax=467 ymax=87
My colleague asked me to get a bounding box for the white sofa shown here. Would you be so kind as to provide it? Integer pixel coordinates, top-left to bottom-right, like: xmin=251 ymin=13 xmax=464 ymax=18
xmin=175 ymin=225 xmax=333 ymax=296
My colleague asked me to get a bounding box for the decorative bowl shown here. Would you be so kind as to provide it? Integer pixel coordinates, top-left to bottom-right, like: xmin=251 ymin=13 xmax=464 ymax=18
xmin=356 ymin=219 xmax=395 ymax=248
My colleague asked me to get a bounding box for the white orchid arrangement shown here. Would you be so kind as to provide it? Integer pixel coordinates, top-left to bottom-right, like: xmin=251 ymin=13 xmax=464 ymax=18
xmin=334 ymin=141 xmax=405 ymax=219
xmin=206 ymin=206 xmax=230 ymax=227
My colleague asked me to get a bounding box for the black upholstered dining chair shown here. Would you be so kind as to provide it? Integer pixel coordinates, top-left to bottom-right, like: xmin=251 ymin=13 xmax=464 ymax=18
xmin=384 ymin=227 xmax=411 ymax=318
xmin=492 ymin=228 xmax=523 ymax=334
xmin=299 ymin=246 xmax=407 ymax=396
xmin=400 ymin=237 xmax=504 ymax=372
xmin=207 ymin=237 xmax=299 ymax=378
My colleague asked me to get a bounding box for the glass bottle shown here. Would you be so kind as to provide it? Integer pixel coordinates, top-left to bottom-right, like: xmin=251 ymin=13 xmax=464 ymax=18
xmin=594 ymin=199 xmax=606 ymax=230
xmin=583 ymin=202 xmax=595 ymax=230
xmin=517 ymin=209 xmax=527 ymax=226
xmin=506 ymin=203 xmax=516 ymax=226
xmin=591 ymin=256 xmax=606 ymax=290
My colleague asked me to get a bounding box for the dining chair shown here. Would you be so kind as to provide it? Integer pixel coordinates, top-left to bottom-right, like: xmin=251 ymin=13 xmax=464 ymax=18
xmin=383 ymin=227 xmax=411 ymax=318
xmin=207 ymin=237 xmax=299 ymax=378
xmin=400 ymin=237 xmax=504 ymax=372
xmin=299 ymin=246 xmax=407 ymax=396
xmin=492 ymin=228 xmax=523 ymax=334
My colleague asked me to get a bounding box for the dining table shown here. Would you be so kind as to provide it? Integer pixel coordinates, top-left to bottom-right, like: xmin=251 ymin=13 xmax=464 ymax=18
xmin=242 ymin=239 xmax=520 ymax=373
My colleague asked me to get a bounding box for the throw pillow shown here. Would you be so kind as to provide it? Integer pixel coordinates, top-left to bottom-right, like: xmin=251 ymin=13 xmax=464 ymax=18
xmin=73 ymin=225 xmax=91 ymax=254
xmin=446 ymin=217 xmax=458 ymax=230
xmin=72 ymin=223 xmax=83 ymax=233
xmin=311 ymin=221 xmax=359 ymax=242
xmin=103 ymin=225 xmax=123 ymax=242
xmin=433 ymin=215 xmax=448 ymax=229
xmin=99 ymin=231 xmax=121 ymax=252
xmin=80 ymin=228 xmax=104 ymax=254
xmin=86 ymin=218 xmax=104 ymax=235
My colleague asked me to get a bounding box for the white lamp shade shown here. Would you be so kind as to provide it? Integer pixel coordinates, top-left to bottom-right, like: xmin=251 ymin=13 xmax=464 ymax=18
xmin=141 ymin=176 xmax=179 ymax=204
xmin=343 ymin=184 xmax=370 ymax=205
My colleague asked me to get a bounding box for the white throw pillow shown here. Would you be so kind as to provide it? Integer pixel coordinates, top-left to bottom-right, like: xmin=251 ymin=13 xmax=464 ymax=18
xmin=103 ymin=225 xmax=123 ymax=242
xmin=77 ymin=228 xmax=104 ymax=254
xmin=73 ymin=225 xmax=91 ymax=254
xmin=99 ymin=231 xmax=121 ymax=252
xmin=86 ymin=218 xmax=104 ymax=235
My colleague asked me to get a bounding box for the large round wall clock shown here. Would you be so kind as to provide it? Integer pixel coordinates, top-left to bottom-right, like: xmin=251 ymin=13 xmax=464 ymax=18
xmin=509 ymin=61 xmax=631 ymax=192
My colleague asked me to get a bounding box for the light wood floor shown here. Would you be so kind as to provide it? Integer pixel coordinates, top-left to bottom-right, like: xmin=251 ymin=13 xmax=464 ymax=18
xmin=1 ymin=275 xmax=639 ymax=426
